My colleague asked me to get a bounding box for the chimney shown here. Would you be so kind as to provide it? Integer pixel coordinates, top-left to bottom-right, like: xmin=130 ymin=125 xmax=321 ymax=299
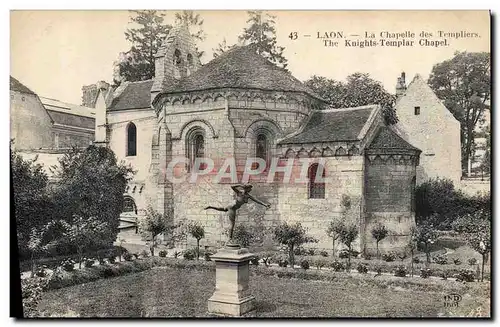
xmin=81 ymin=84 xmax=98 ymax=108
xmin=395 ymin=72 xmax=407 ymax=98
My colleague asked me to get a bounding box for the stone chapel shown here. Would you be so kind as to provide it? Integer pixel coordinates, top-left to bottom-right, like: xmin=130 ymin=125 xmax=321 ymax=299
xmin=93 ymin=25 xmax=421 ymax=254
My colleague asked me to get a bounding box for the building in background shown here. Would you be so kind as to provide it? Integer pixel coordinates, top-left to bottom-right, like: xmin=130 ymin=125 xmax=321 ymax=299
xmin=10 ymin=76 xmax=95 ymax=178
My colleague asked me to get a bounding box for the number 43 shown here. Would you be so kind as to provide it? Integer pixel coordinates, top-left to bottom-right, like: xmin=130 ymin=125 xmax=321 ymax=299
xmin=289 ymin=32 xmax=298 ymax=40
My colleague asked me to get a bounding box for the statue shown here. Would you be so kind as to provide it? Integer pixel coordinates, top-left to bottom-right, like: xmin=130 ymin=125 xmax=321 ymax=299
xmin=205 ymin=184 xmax=271 ymax=243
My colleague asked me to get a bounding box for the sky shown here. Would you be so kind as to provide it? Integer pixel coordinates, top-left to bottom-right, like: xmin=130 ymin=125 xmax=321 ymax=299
xmin=10 ymin=10 xmax=490 ymax=105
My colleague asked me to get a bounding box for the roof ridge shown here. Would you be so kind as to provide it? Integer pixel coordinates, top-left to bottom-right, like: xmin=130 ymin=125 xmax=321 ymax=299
xmin=319 ymin=104 xmax=379 ymax=113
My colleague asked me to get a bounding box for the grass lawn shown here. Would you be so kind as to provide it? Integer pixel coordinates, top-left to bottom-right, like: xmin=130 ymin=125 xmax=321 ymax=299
xmin=37 ymin=265 xmax=490 ymax=318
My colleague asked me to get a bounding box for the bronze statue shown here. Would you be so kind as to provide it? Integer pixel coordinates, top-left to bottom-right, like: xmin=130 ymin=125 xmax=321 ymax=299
xmin=205 ymin=184 xmax=270 ymax=242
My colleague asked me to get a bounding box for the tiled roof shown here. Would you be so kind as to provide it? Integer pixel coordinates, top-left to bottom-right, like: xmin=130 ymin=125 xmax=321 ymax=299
xmin=10 ymin=76 xmax=36 ymax=95
xmin=46 ymin=110 xmax=95 ymax=130
xmin=367 ymin=126 xmax=420 ymax=151
xmin=161 ymin=45 xmax=324 ymax=101
xmin=40 ymin=97 xmax=95 ymax=118
xmin=109 ymin=80 xmax=154 ymax=111
xmin=279 ymin=106 xmax=376 ymax=144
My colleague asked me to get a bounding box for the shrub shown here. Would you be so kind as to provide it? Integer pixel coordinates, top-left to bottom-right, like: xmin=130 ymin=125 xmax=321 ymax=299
xmin=83 ymin=257 xmax=95 ymax=268
xmin=107 ymin=255 xmax=116 ymax=264
xmin=440 ymin=270 xmax=451 ymax=280
xmin=382 ymin=252 xmax=396 ymax=262
xmin=468 ymin=258 xmax=478 ymax=266
xmin=140 ymin=249 xmax=150 ymax=258
xmin=420 ymin=268 xmax=432 ymax=279
xmin=455 ymin=269 xmax=476 ymax=282
xmin=453 ymin=258 xmax=462 ymax=265
xmin=21 ymin=276 xmax=51 ymax=317
xmin=357 ymin=263 xmax=368 ymax=274
xmin=432 ymin=254 xmax=448 ymax=265
xmin=204 ymin=251 xmax=213 ymax=262
xmin=374 ymin=265 xmax=383 ymax=276
xmin=293 ymin=247 xmax=306 ymax=256
xmin=98 ymin=257 xmax=106 ymax=265
xmin=133 ymin=253 xmax=139 ymax=259
xmin=300 ymin=259 xmax=310 ymax=270
xmin=363 ymin=253 xmax=372 ymax=260
xmin=123 ymin=252 xmax=133 ymax=261
xmin=35 ymin=265 xmax=48 ymax=277
xmin=371 ymin=223 xmax=389 ymax=258
xmin=314 ymin=259 xmax=327 ymax=270
xmin=232 ymin=224 xmax=257 ymax=248
xmin=158 ymin=250 xmax=168 ymax=258
xmin=174 ymin=251 xmax=181 ymax=259
xmin=183 ymin=249 xmax=196 ymax=260
xmin=394 ymin=265 xmax=408 ymax=277
xmin=330 ymin=260 xmax=345 ymax=272
xmin=250 ymin=256 xmax=260 ymax=266
xmin=61 ymin=258 xmax=75 ymax=272
xmin=273 ymin=222 xmax=318 ymax=267
xmin=277 ymin=257 xmax=289 ymax=268
xmin=187 ymin=222 xmax=205 ymax=260
xmin=261 ymin=252 xmax=274 ymax=267
xmin=319 ymin=250 xmax=328 ymax=257
xmin=307 ymin=248 xmax=316 ymax=256
xmin=338 ymin=249 xmax=349 ymax=259
xmin=412 ymin=257 xmax=421 ymax=264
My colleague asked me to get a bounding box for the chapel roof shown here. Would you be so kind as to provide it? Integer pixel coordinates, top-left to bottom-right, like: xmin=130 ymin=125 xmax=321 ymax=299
xmin=367 ymin=126 xmax=421 ymax=152
xmin=278 ymin=105 xmax=377 ymax=144
xmin=10 ymin=76 xmax=36 ymax=95
xmin=108 ymin=80 xmax=154 ymax=111
xmin=160 ymin=44 xmax=324 ymax=101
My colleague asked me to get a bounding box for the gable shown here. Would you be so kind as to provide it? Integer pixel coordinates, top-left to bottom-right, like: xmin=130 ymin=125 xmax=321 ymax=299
xmin=109 ymin=80 xmax=154 ymax=111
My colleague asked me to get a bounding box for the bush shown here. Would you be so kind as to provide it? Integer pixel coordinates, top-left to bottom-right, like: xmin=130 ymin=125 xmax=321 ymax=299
xmin=83 ymin=257 xmax=95 ymax=268
xmin=277 ymin=257 xmax=289 ymax=268
xmin=433 ymin=254 xmax=448 ymax=265
xmin=173 ymin=251 xmax=181 ymax=259
xmin=261 ymin=252 xmax=274 ymax=267
xmin=357 ymin=263 xmax=368 ymax=274
xmin=412 ymin=257 xmax=421 ymax=264
xmin=307 ymin=248 xmax=316 ymax=256
xmin=158 ymin=250 xmax=168 ymax=258
xmin=107 ymin=255 xmax=116 ymax=264
xmin=374 ymin=265 xmax=383 ymax=276
xmin=183 ymin=249 xmax=196 ymax=260
xmin=382 ymin=252 xmax=396 ymax=262
xmin=468 ymin=258 xmax=478 ymax=265
xmin=98 ymin=257 xmax=106 ymax=265
xmin=394 ymin=265 xmax=408 ymax=277
xmin=250 ymin=256 xmax=260 ymax=266
xmin=338 ymin=249 xmax=349 ymax=259
xmin=363 ymin=253 xmax=372 ymax=260
xmin=61 ymin=258 xmax=75 ymax=272
xmin=300 ymin=259 xmax=310 ymax=270
xmin=330 ymin=260 xmax=345 ymax=272
xmin=21 ymin=276 xmax=51 ymax=317
xmin=204 ymin=251 xmax=213 ymax=262
xmin=313 ymin=259 xmax=327 ymax=270
xmin=319 ymin=250 xmax=328 ymax=257
xmin=133 ymin=253 xmax=139 ymax=259
xmin=140 ymin=249 xmax=150 ymax=258
xmin=35 ymin=265 xmax=48 ymax=277
xmin=455 ymin=269 xmax=476 ymax=282
xmin=123 ymin=252 xmax=133 ymax=261
xmin=420 ymin=268 xmax=432 ymax=279
xmin=294 ymin=247 xmax=306 ymax=256
xmin=440 ymin=270 xmax=451 ymax=280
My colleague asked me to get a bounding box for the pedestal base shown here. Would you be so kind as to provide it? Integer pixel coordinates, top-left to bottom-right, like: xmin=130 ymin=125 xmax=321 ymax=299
xmin=207 ymin=245 xmax=256 ymax=317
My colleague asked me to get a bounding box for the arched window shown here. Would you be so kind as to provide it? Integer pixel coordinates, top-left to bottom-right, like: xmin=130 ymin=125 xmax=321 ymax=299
xmin=123 ymin=196 xmax=137 ymax=214
xmin=173 ymin=49 xmax=182 ymax=79
xmin=187 ymin=128 xmax=206 ymax=171
xmin=308 ymin=163 xmax=325 ymax=199
xmin=126 ymin=122 xmax=137 ymax=156
xmin=255 ymin=133 xmax=270 ymax=170
xmin=187 ymin=53 xmax=194 ymax=76
xmin=410 ymin=176 xmax=416 ymax=213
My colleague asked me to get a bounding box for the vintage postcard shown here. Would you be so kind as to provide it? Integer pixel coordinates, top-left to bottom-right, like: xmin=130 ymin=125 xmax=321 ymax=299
xmin=10 ymin=10 xmax=491 ymax=318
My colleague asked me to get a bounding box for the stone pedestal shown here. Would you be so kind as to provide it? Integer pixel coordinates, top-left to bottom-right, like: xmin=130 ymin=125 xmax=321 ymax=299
xmin=207 ymin=244 xmax=256 ymax=317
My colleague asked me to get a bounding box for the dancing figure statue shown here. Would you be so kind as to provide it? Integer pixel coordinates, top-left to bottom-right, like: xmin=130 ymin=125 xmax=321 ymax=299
xmin=205 ymin=184 xmax=271 ymax=242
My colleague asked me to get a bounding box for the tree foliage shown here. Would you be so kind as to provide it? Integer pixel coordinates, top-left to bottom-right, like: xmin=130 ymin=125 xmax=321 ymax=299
xmin=187 ymin=221 xmax=205 ymax=260
xmin=115 ymin=10 xmax=172 ymax=84
xmin=428 ymin=51 xmax=491 ymax=173
xmin=52 ymin=145 xmax=134 ymax=247
xmin=326 ymin=219 xmax=344 ymax=258
xmin=304 ymin=73 xmax=398 ymax=124
xmin=139 ymin=206 xmax=174 ymax=256
xmin=11 ymin=144 xmax=53 ymax=256
xmin=238 ymin=10 xmax=288 ymax=69
xmin=273 ymin=222 xmax=317 ymax=267
xmin=371 ymin=223 xmax=389 ymax=258
xmin=338 ymin=223 xmax=359 ymax=269
xmin=415 ymin=221 xmax=438 ymax=264
xmin=212 ymin=38 xmax=237 ymax=58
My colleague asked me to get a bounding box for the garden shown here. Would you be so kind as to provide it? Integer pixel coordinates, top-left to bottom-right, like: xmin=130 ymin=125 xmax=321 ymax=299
xmin=13 ymin=143 xmax=491 ymax=318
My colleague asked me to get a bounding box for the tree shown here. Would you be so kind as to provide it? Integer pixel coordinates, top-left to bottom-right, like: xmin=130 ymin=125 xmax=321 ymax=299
xmin=212 ymin=38 xmax=236 ymax=58
xmin=53 ymin=146 xmax=134 ymax=247
xmin=187 ymin=222 xmax=205 ymax=260
xmin=453 ymin=211 xmax=490 ymax=281
xmin=115 ymin=10 xmax=172 ymax=83
xmin=273 ymin=222 xmax=317 ymax=267
xmin=175 ymin=10 xmax=206 ymax=58
xmin=231 ymin=224 xmax=257 ymax=248
xmin=338 ymin=223 xmax=359 ymax=271
xmin=326 ymin=220 xmax=344 ymax=258
xmin=304 ymin=73 xmax=398 ymax=124
xmin=428 ymin=51 xmax=491 ymax=174
xmin=371 ymin=223 xmax=389 ymax=259
xmin=60 ymin=215 xmax=108 ymax=269
xmin=139 ymin=206 xmax=174 ymax=256
xmin=415 ymin=221 xmax=438 ymax=264
xmin=406 ymin=227 xmax=418 ymax=277
xmin=238 ymin=10 xmax=288 ymax=69
xmin=11 ymin=143 xmax=53 ymax=257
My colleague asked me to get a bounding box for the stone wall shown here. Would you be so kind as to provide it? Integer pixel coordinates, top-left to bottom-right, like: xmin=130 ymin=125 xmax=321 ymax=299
xmin=363 ymin=158 xmax=416 ymax=255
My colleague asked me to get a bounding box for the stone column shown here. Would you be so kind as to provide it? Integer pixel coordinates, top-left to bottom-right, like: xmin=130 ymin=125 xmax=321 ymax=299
xmin=207 ymin=245 xmax=256 ymax=316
